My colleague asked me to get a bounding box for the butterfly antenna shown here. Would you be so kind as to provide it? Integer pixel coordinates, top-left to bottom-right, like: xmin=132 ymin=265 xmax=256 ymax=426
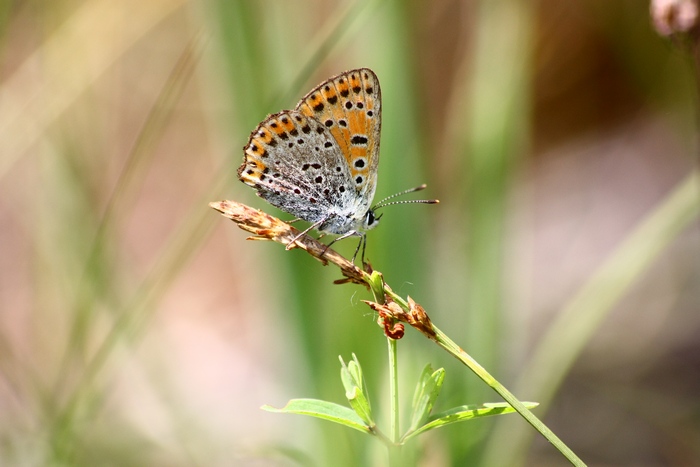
xmin=374 ymin=198 xmax=439 ymax=210
xmin=373 ymin=184 xmax=439 ymax=210
xmin=373 ymin=184 xmax=427 ymax=207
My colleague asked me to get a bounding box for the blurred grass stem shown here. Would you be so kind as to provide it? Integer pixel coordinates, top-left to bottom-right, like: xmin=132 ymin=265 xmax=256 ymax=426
xmin=49 ymin=36 xmax=207 ymax=462
xmin=484 ymin=170 xmax=700 ymax=465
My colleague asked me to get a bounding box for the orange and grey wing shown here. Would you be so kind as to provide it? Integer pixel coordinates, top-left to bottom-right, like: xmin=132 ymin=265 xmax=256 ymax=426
xmin=295 ymin=68 xmax=381 ymax=208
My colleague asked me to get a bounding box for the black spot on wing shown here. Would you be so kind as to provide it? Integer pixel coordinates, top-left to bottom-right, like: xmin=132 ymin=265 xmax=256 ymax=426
xmin=351 ymin=135 xmax=368 ymax=145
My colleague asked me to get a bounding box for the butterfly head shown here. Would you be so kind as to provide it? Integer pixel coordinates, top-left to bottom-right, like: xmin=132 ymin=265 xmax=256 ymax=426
xmin=361 ymin=209 xmax=382 ymax=231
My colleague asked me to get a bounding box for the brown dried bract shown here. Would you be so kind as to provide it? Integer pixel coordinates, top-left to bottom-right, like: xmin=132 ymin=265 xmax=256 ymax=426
xmin=210 ymin=200 xmax=366 ymax=285
xmin=363 ymin=296 xmax=436 ymax=340
xmin=211 ymin=201 xmax=437 ymax=340
xmin=381 ymin=319 xmax=405 ymax=340
xmin=407 ymin=296 xmax=436 ymax=338
xmin=364 ymin=300 xmax=406 ymax=339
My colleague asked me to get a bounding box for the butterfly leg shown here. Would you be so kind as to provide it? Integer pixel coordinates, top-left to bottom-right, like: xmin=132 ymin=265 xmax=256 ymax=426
xmin=361 ymin=234 xmax=369 ymax=265
xmin=286 ymin=219 xmax=325 ymax=251
xmin=351 ymin=236 xmax=362 ymax=263
xmin=354 ymin=233 xmax=368 ymax=265
xmin=321 ymin=230 xmax=362 ymax=260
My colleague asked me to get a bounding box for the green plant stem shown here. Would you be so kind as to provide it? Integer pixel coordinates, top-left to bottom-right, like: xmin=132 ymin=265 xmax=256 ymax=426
xmin=432 ymin=326 xmax=584 ymax=466
xmin=387 ymin=337 xmax=401 ymax=464
xmin=382 ymin=289 xmax=586 ymax=467
xmin=367 ymin=272 xmax=402 ymax=462
xmin=388 ymin=337 xmax=399 ymax=443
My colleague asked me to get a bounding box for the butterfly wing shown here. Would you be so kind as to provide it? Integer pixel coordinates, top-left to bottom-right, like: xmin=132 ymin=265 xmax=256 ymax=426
xmin=295 ymin=68 xmax=381 ymax=216
xmin=239 ymin=110 xmax=355 ymax=228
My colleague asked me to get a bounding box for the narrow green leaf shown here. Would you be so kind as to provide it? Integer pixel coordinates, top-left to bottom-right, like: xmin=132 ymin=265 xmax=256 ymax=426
xmin=262 ymin=399 xmax=372 ymax=434
xmin=339 ymin=356 xmax=354 ymax=393
xmin=339 ymin=354 xmax=374 ymax=425
xmin=348 ymin=354 xmax=367 ymax=395
xmin=409 ymin=365 xmax=445 ymax=431
xmin=339 ymin=355 xmax=365 ymax=395
xmin=411 ymin=364 xmax=434 ymax=410
xmin=346 ymin=386 xmax=374 ymax=426
xmin=402 ymin=401 xmax=539 ymax=442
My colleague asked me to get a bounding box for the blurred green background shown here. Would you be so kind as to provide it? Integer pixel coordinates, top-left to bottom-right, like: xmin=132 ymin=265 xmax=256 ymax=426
xmin=1 ymin=0 xmax=699 ymax=465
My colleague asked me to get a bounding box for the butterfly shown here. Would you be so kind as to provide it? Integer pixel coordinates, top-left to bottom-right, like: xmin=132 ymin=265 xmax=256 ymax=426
xmin=238 ymin=68 xmax=436 ymax=263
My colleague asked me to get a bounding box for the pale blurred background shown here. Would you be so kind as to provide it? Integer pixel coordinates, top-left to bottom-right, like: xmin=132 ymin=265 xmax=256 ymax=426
xmin=1 ymin=0 xmax=699 ymax=466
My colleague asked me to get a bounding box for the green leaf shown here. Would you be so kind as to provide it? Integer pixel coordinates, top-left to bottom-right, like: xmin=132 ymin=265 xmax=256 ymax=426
xmin=409 ymin=365 xmax=445 ymax=432
xmin=411 ymin=364 xmax=434 ymax=409
xmin=262 ymin=399 xmax=372 ymax=434
xmin=339 ymin=354 xmax=367 ymax=395
xmin=339 ymin=356 xmax=355 ymax=391
xmin=346 ymin=385 xmax=374 ymax=426
xmin=339 ymin=354 xmax=374 ymax=425
xmin=402 ymin=401 xmax=539 ymax=442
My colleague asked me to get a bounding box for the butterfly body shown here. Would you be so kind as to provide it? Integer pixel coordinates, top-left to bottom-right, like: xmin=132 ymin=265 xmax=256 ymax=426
xmin=238 ymin=69 xmax=382 ymax=241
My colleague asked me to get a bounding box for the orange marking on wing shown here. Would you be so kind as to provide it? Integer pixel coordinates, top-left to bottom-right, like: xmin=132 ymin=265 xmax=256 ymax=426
xmin=268 ymin=119 xmax=289 ymax=138
xmin=364 ymin=94 xmax=377 ymax=111
xmin=346 ymin=109 xmax=370 ymax=178
xmin=297 ymin=103 xmax=313 ymax=117
xmin=242 ymin=159 xmax=264 ymax=171
xmin=348 ymin=72 xmax=363 ymax=94
xmin=349 ymin=159 xmax=369 ymax=178
xmin=350 ymin=146 xmax=368 ymax=161
xmin=306 ymin=93 xmax=325 ymax=114
xmin=256 ymin=127 xmax=274 ymax=144
xmin=329 ymin=101 xmax=345 ymax=121
xmin=251 ymin=137 xmax=266 ymax=151
xmin=278 ymin=115 xmax=295 ymax=132
xmin=326 ymin=126 xmax=351 ymax=165
xmin=247 ymin=140 xmax=267 ymax=156
xmin=335 ymin=77 xmax=350 ymax=97
xmin=320 ymin=84 xmax=338 ymax=103
xmin=347 ymin=109 xmax=367 ymax=137
xmin=239 ymin=158 xmax=267 ymax=183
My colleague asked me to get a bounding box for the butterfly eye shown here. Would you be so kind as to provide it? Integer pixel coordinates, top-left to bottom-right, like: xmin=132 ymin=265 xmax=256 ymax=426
xmin=366 ymin=210 xmax=376 ymax=226
xmin=364 ymin=210 xmax=381 ymax=230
